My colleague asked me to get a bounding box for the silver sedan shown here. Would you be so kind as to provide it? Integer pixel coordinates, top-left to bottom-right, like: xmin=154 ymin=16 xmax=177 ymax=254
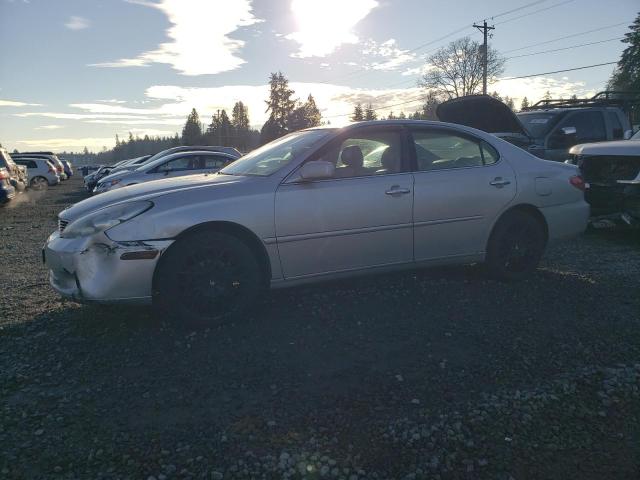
xmin=94 ymin=150 xmax=237 ymax=193
xmin=44 ymin=120 xmax=589 ymax=325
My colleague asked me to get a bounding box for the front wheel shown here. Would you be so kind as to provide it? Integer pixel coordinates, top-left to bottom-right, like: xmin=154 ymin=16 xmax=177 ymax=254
xmin=485 ymin=211 xmax=546 ymax=281
xmin=30 ymin=176 xmax=49 ymax=190
xmin=153 ymin=231 xmax=265 ymax=326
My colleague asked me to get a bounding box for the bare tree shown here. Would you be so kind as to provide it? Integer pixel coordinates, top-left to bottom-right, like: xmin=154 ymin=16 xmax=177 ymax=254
xmin=420 ymin=37 xmax=505 ymax=99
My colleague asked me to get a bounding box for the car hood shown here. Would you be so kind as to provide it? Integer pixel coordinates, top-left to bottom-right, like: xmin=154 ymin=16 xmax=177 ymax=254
xmin=436 ymin=94 xmax=529 ymax=137
xmin=97 ymin=170 xmax=133 ymax=185
xmin=570 ymin=140 xmax=640 ymax=156
xmin=60 ymin=173 xmax=246 ymax=223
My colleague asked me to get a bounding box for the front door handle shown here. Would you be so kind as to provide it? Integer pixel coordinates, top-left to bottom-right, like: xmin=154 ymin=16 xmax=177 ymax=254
xmin=385 ymin=186 xmax=411 ymax=196
xmin=489 ymin=177 xmax=511 ymax=188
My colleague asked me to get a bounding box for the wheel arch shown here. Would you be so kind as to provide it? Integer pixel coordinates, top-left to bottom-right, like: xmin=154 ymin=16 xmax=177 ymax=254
xmin=487 ymin=203 xmax=549 ymax=251
xmin=30 ymin=175 xmax=48 ymax=186
xmin=153 ymin=220 xmax=272 ymax=290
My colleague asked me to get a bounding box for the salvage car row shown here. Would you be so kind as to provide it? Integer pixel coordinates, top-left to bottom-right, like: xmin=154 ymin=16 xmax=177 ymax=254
xmin=84 ymin=146 xmax=242 ymax=194
xmin=0 ymin=149 xmax=73 ymax=204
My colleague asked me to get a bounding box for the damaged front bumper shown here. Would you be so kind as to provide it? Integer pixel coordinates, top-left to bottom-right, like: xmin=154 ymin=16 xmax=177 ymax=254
xmin=43 ymin=230 xmax=173 ymax=304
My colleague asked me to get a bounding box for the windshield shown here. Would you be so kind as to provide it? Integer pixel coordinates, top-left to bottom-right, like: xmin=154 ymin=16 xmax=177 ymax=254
xmin=219 ymin=129 xmax=333 ymax=176
xmin=517 ymin=112 xmax=561 ymax=137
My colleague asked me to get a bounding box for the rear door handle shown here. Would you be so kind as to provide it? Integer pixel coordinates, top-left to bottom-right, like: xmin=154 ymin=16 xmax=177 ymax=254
xmin=489 ymin=178 xmax=511 ymax=188
xmin=385 ymin=186 xmax=411 ymax=196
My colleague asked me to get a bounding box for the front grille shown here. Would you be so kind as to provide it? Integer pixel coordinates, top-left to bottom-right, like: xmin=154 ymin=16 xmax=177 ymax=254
xmin=58 ymin=219 xmax=69 ymax=232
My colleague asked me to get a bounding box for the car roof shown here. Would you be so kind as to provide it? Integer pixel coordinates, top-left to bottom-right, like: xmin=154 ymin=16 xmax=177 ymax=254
xmin=139 ymin=150 xmax=237 ymax=170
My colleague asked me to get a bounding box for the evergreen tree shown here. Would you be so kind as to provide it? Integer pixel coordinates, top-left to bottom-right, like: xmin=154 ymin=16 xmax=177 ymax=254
xmin=351 ymin=103 xmax=364 ymax=121
xmin=261 ymin=72 xmax=297 ymax=143
xmin=302 ymin=94 xmax=321 ymax=127
xmin=364 ymin=103 xmax=377 ymax=120
xmin=608 ymin=12 xmax=640 ymax=91
xmin=504 ymin=96 xmax=515 ymax=110
xmin=231 ymin=101 xmax=251 ymax=151
xmin=288 ymin=94 xmax=322 ymax=132
xmin=387 ymin=111 xmax=396 ymax=120
xmin=182 ymin=108 xmax=202 ymax=145
xmin=398 ymin=111 xmax=406 ymax=119
xmin=520 ymin=96 xmax=530 ymax=111
xmin=412 ymin=92 xmax=440 ymax=120
xmin=543 ymin=90 xmax=552 ymax=101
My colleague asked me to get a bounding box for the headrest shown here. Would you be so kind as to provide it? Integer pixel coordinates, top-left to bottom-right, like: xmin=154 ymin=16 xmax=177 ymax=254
xmin=340 ymin=145 xmax=364 ymax=168
xmin=380 ymin=145 xmax=399 ymax=170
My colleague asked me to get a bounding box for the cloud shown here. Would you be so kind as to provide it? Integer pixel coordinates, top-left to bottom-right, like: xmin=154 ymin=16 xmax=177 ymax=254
xmin=286 ymin=0 xmax=378 ymax=57
xmin=0 ymin=99 xmax=42 ymax=107
xmin=15 ymin=137 xmax=115 ymax=151
xmin=96 ymin=99 xmax=128 ymax=104
xmin=36 ymin=125 xmax=64 ymax=130
xmin=14 ymin=112 xmax=161 ymax=120
xmin=493 ymin=76 xmax=595 ymax=106
xmin=362 ymin=38 xmax=416 ymax=71
xmin=65 ymin=16 xmax=90 ymax=30
xmin=91 ymin=0 xmax=261 ymax=75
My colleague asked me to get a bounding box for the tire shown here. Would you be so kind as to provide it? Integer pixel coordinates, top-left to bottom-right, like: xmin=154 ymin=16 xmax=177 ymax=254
xmin=485 ymin=210 xmax=546 ymax=281
xmin=30 ymin=176 xmax=49 ymax=190
xmin=153 ymin=230 xmax=265 ymax=326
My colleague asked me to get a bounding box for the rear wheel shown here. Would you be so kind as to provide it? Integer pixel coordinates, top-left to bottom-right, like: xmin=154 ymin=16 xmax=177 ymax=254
xmin=30 ymin=176 xmax=48 ymax=190
xmin=485 ymin=210 xmax=546 ymax=280
xmin=153 ymin=231 xmax=265 ymax=326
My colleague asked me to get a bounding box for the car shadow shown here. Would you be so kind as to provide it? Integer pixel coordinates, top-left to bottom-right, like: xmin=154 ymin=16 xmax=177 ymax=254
xmin=5 ymin=263 xmax=639 ymax=449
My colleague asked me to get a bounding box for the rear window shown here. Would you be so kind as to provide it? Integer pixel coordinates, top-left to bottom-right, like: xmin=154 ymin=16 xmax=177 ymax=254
xmin=517 ymin=112 xmax=561 ymax=137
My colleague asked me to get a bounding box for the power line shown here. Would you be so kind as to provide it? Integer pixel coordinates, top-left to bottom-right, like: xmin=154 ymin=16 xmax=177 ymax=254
xmin=321 ymin=0 xmax=567 ymax=86
xmin=326 ymin=61 xmax=620 ymax=119
xmin=501 ymin=61 xmax=618 ymax=80
xmin=506 ymin=37 xmax=623 ymax=59
xmin=489 ymin=0 xmax=550 ymax=20
xmin=495 ymin=0 xmax=575 ymax=26
xmin=324 ymin=95 xmax=426 ymax=119
xmin=503 ymin=21 xmax=629 ymax=53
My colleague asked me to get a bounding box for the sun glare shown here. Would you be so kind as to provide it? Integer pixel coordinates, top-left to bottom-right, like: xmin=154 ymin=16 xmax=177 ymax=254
xmin=287 ymin=0 xmax=378 ymax=57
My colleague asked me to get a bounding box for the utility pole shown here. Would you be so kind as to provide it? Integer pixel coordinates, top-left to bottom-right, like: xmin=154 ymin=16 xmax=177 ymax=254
xmin=473 ymin=20 xmax=495 ymax=95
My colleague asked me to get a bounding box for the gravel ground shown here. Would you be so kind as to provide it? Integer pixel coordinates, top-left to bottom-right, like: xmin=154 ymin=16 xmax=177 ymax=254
xmin=1 ymin=176 xmax=640 ymax=479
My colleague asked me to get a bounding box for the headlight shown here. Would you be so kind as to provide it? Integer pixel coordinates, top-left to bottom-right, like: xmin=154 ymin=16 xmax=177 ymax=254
xmin=61 ymin=201 xmax=153 ymax=239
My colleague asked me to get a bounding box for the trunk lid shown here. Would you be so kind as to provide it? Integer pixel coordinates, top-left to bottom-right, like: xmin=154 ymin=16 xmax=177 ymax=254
xmin=436 ymin=94 xmax=530 ymax=137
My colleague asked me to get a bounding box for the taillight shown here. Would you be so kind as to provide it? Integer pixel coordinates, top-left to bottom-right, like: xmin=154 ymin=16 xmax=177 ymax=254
xmin=569 ymin=175 xmax=586 ymax=191
xmin=0 ymin=169 xmax=9 ymax=180
xmin=57 ymin=166 xmax=63 ymax=173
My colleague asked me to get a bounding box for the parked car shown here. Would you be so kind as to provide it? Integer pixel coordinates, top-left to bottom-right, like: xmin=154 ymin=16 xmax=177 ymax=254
xmin=15 ymin=164 xmax=28 ymax=191
xmin=109 ymin=155 xmax=152 ymax=172
xmin=566 ymin=130 xmax=640 ymax=227
xmin=93 ymin=150 xmax=237 ymax=194
xmin=107 ymin=147 xmax=241 ymax=175
xmin=44 ymin=120 xmax=589 ymax=325
xmin=0 ymin=149 xmax=27 ymax=192
xmin=12 ymin=152 xmax=68 ymax=180
xmin=437 ymin=92 xmax=636 ymax=162
xmin=84 ymin=165 xmax=112 ymax=192
xmin=0 ymin=167 xmax=16 ymax=204
xmin=13 ymin=157 xmax=60 ymax=189
xmin=61 ymin=160 xmax=73 ymax=178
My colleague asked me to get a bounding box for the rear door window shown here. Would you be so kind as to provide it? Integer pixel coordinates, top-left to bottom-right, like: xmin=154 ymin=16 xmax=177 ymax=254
xmin=608 ymin=112 xmax=624 ymax=139
xmin=560 ymin=111 xmax=606 ymax=144
xmin=410 ymin=129 xmax=499 ymax=171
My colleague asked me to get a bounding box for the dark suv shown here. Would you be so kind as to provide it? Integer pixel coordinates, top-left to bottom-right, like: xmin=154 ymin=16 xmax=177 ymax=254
xmin=437 ymin=92 xmax=637 ymax=162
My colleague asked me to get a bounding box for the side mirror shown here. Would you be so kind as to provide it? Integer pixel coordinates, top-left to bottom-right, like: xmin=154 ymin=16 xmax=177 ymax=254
xmin=298 ymin=161 xmax=335 ymax=181
xmin=624 ymin=130 xmax=633 ymax=140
